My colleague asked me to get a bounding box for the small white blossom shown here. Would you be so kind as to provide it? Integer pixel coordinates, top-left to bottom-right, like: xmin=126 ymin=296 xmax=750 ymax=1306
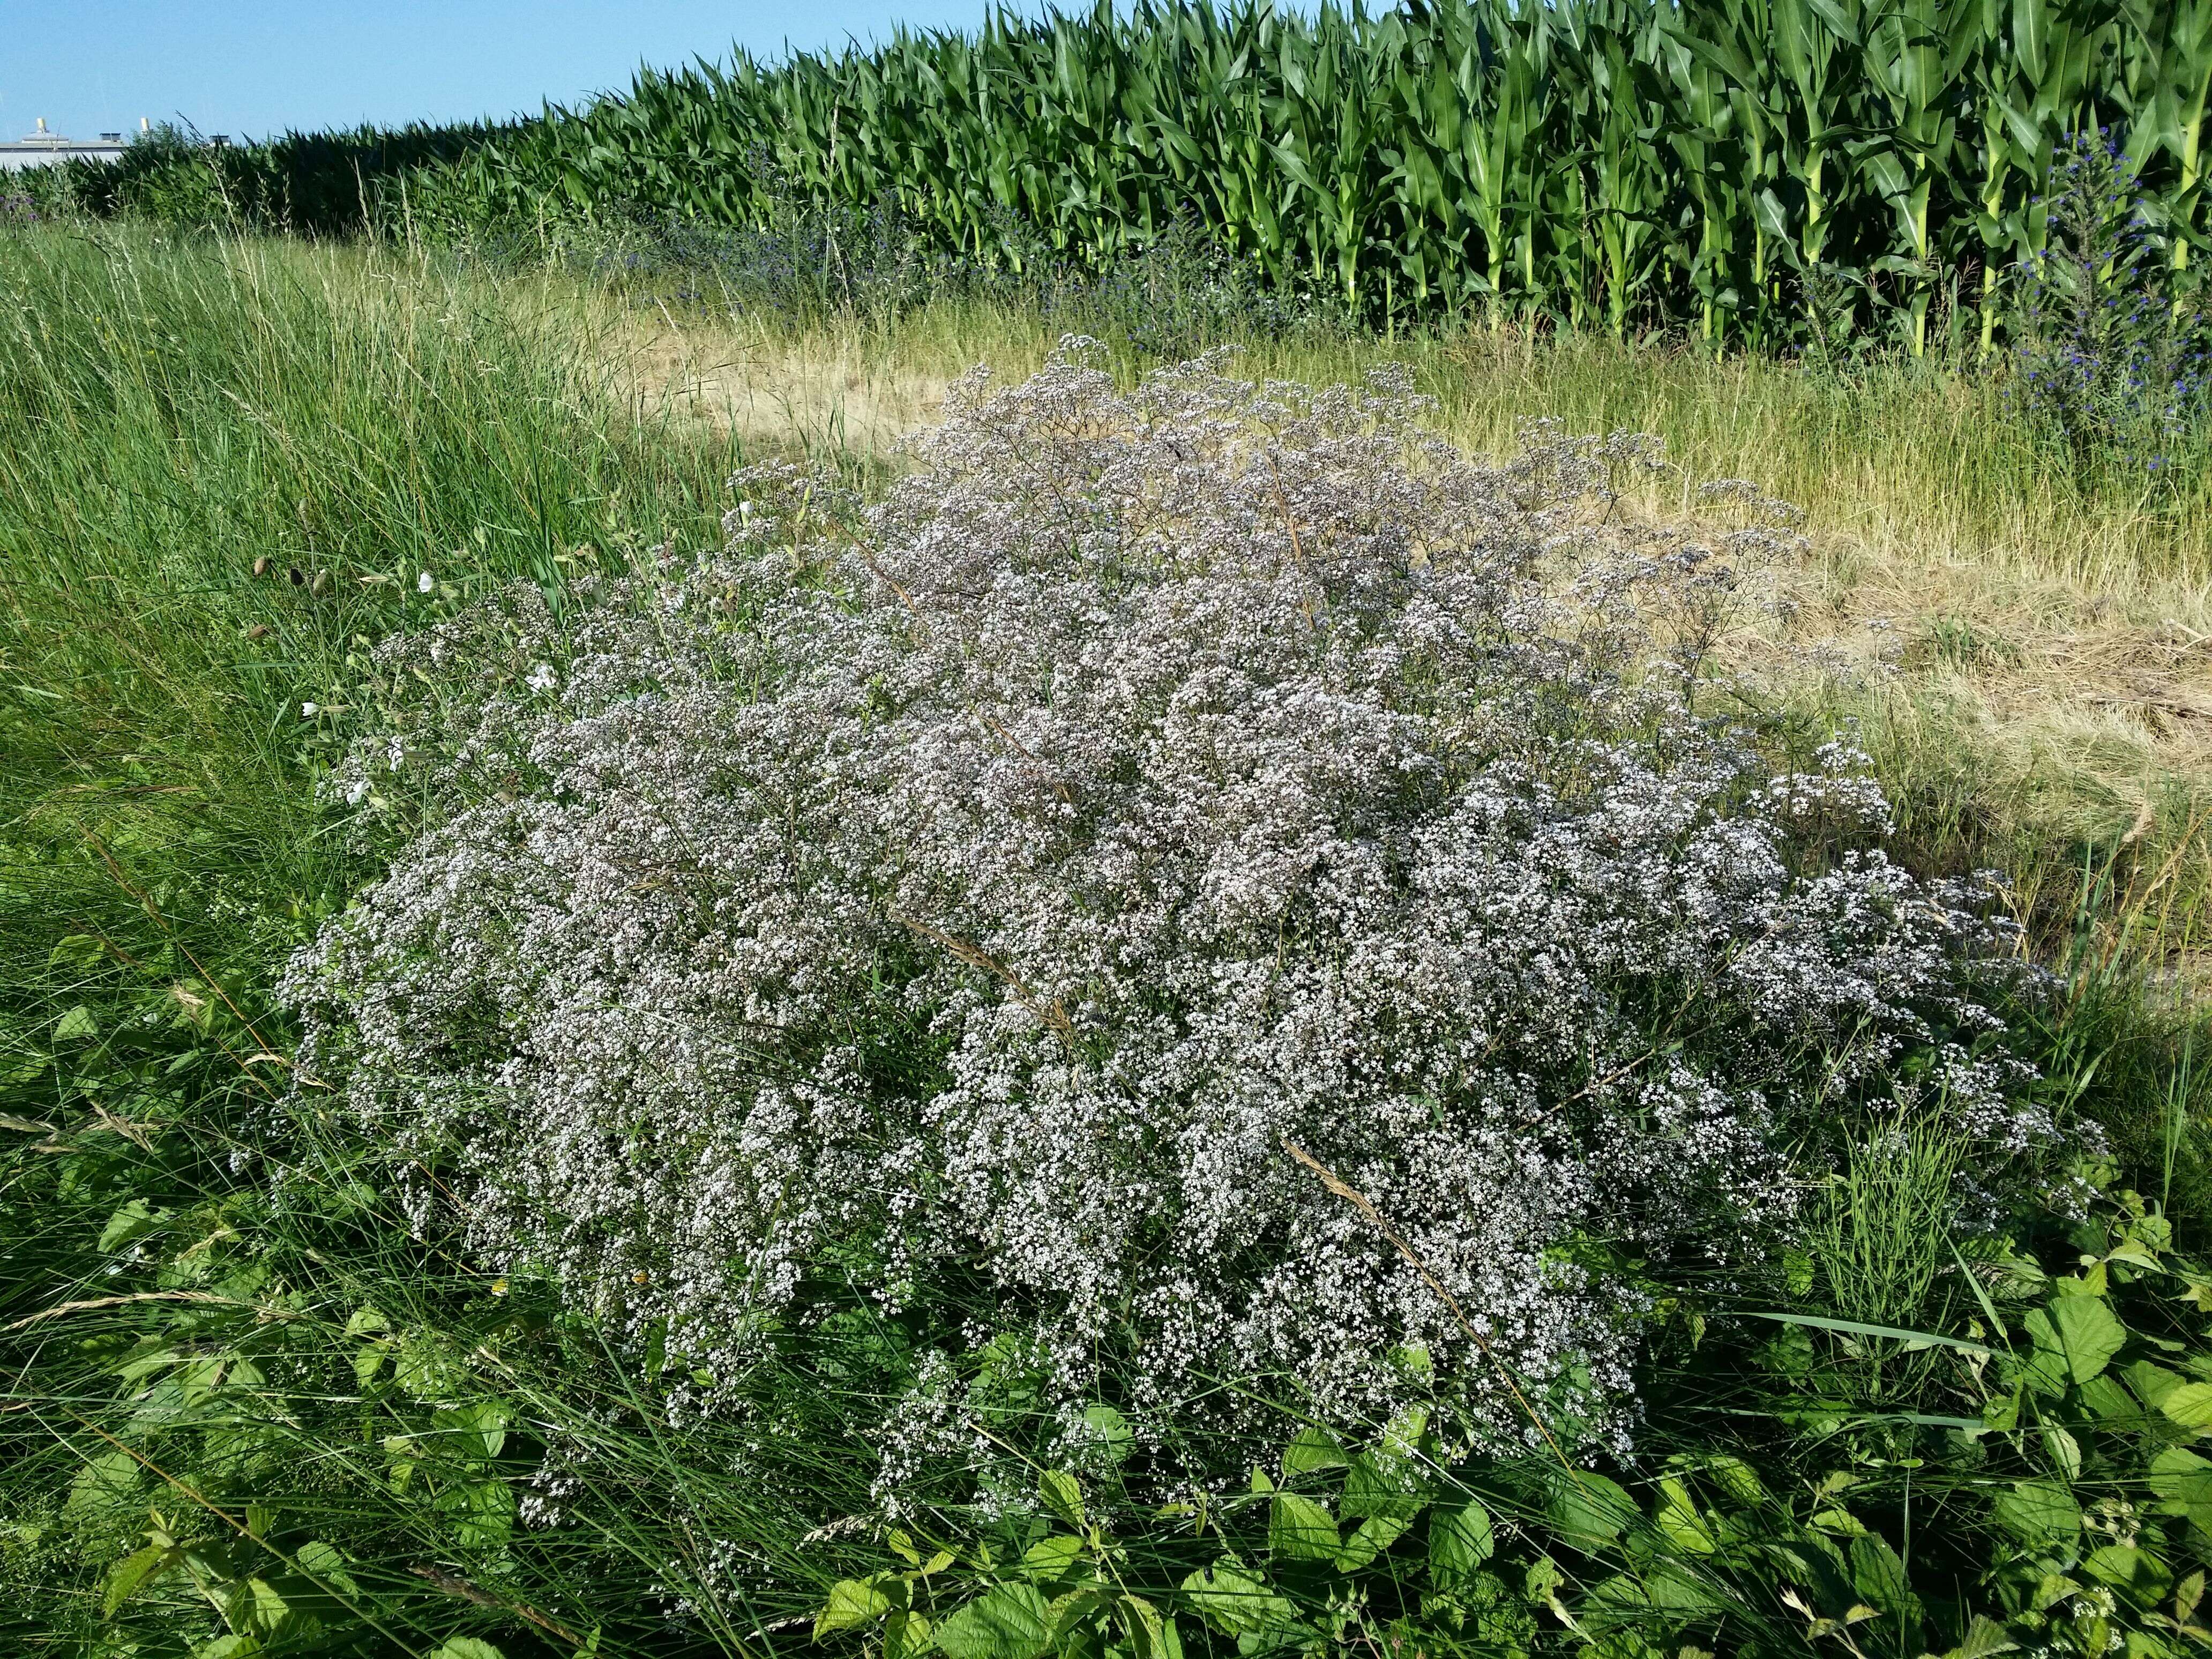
xmin=287 ymin=342 xmax=2059 ymax=1497
xmin=418 ymin=570 xmax=436 ymax=594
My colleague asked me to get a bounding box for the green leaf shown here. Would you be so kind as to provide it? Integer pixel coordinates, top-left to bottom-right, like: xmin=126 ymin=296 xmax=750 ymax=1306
xmin=442 ymin=1478 xmax=515 ymax=1549
xmin=2041 ymin=1423 xmax=2082 ymax=1483
xmin=229 ymin=1577 xmax=292 ymax=1639
xmin=933 ymin=1582 xmax=1051 ymax=1659
xmin=1849 ymin=1534 xmax=1912 ymax=1614
xmin=1019 ymin=1535 xmax=1085 ymax=1583
xmin=816 ymin=1578 xmax=894 ymax=1637
xmin=1281 ymin=1425 xmax=1347 ymax=1476
xmin=434 ymin=1399 xmax=510 ymax=1461
xmin=48 ymin=934 xmax=107 ymax=969
xmin=885 ymin=1609 xmax=932 ymax=1659
xmin=427 ymin=1642 xmax=507 ymax=1659
xmin=1267 ymin=1491 xmax=1339 ymax=1561
xmin=1079 ymin=1403 xmax=1132 ymax=1465
xmin=353 ymin=1341 xmax=390 ymax=1388
xmin=1942 ymin=1614 xmax=2021 ymax=1659
xmin=1341 ymin=1451 xmax=1426 ymax=1522
xmin=1990 ymin=1477 xmax=2081 ymax=1543
xmin=1179 ymin=1563 xmax=1297 ymax=1638
xmin=1703 ymin=1455 xmax=1767 ymax=1508
xmin=293 ymin=1540 xmax=358 ymax=1598
xmin=1428 ymin=1500 xmax=1494 ymax=1585
xmin=2162 ymin=1382 xmax=2212 ymax=1434
xmin=97 ymin=1199 xmax=167 ymax=1253
xmin=2081 ymin=1544 xmax=2173 ymax=1608
xmin=1546 ymin=1471 xmax=1638 ymax=1547
xmin=392 ymin=1336 xmax=467 ymax=1401
xmin=1655 ymin=1477 xmax=1716 ymax=1555
xmin=2126 ymin=1361 xmax=2185 ymax=1409
xmin=54 ymin=1005 xmax=98 ymax=1042
xmin=103 ymin=1543 xmax=182 ymax=1615
xmin=1333 ymin=1512 xmax=1410 ymax=1571
xmin=1125 ymin=1598 xmax=1182 ymax=1659
xmin=1040 ymin=1469 xmax=1084 ymax=1532
xmin=66 ymin=1448 xmax=141 ymax=1520
xmin=2046 ymin=1296 xmax=2127 ymax=1385
xmin=2149 ymin=1448 xmax=2212 ymax=1526
xmin=2079 ymin=1374 xmax=2139 ymax=1424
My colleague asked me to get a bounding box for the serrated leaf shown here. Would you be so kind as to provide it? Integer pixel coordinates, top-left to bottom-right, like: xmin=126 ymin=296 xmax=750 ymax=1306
xmin=1040 ymin=1468 xmax=1084 ymax=1531
xmin=2163 ymin=1382 xmax=2212 ymax=1433
xmin=229 ymin=1576 xmax=292 ymax=1638
xmin=1704 ymin=1455 xmax=1767 ymax=1508
xmin=2042 ymin=1424 xmax=2082 ymax=1483
xmin=353 ymin=1342 xmax=390 ymax=1388
xmin=1655 ymin=1476 xmax=1716 ymax=1555
xmin=1268 ymin=1491 xmax=1339 ymax=1561
xmin=1546 ymin=1471 xmax=1638 ymax=1546
xmin=933 ymin=1582 xmax=1051 ymax=1659
xmin=815 ymin=1578 xmax=893 ymax=1636
xmin=393 ymin=1335 xmax=466 ymax=1401
xmin=1945 ymin=1613 xmax=2020 ymax=1659
xmin=1079 ymin=1403 xmax=1132 ymax=1464
xmin=1428 ymin=1499 xmax=1494 ymax=1585
xmin=1334 ymin=1511 xmax=1410 ymax=1571
xmin=98 ymin=1199 xmax=167 ymax=1253
xmin=1281 ymin=1425 xmax=1347 ymax=1476
xmin=293 ymin=1539 xmax=358 ymax=1597
xmin=1991 ymin=1478 xmax=2080 ymax=1542
xmin=1849 ymin=1534 xmax=1911 ymax=1613
xmin=2047 ymin=1296 xmax=2127 ymax=1384
xmin=1179 ymin=1563 xmax=1296 ymax=1638
xmin=103 ymin=1543 xmax=181 ymax=1615
xmin=885 ymin=1609 xmax=932 ymax=1659
xmin=433 ymin=1399 xmax=510 ymax=1461
xmin=1020 ymin=1534 xmax=1085 ymax=1582
xmin=54 ymin=1005 xmax=98 ymax=1042
xmin=2082 ymin=1544 xmax=2173 ymax=1608
xmin=2149 ymin=1448 xmax=2212 ymax=1525
xmin=1341 ymin=1451 xmax=1426 ymax=1522
xmin=2127 ymin=1361 xmax=2185 ymax=1409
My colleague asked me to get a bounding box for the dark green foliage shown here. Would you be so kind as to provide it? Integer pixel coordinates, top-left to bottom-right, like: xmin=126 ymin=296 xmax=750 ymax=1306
xmin=19 ymin=121 xmax=499 ymax=235
xmin=2011 ymin=129 xmax=2212 ymax=481
xmin=819 ymin=1192 xmax=2212 ymax=1659
xmin=24 ymin=0 xmax=2212 ymax=347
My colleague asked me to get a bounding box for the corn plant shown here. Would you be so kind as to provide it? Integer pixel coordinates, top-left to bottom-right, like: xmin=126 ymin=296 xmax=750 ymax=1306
xmin=25 ymin=0 xmax=2212 ymax=347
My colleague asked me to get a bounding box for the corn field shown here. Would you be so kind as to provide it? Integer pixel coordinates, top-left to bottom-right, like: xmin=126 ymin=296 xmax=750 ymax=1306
xmin=36 ymin=0 xmax=2212 ymax=346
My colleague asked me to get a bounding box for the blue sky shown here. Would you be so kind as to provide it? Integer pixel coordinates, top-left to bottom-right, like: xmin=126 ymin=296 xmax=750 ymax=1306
xmin=5 ymin=1 xmax=1002 ymax=144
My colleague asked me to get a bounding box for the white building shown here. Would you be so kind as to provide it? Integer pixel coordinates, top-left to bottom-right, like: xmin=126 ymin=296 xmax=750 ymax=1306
xmin=1 ymin=118 xmax=140 ymax=173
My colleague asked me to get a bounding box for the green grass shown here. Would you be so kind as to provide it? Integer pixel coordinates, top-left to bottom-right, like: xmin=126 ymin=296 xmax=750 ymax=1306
xmin=0 ymin=225 xmax=778 ymax=1653
xmin=7 ymin=221 xmax=2212 ymax=1656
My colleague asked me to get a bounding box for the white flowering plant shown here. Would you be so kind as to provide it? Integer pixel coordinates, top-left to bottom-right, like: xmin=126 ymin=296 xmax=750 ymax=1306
xmin=286 ymin=341 xmax=2065 ymax=1509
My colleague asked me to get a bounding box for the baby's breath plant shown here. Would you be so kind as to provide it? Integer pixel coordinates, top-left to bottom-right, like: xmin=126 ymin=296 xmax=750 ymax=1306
xmin=287 ymin=343 xmax=2064 ymax=1512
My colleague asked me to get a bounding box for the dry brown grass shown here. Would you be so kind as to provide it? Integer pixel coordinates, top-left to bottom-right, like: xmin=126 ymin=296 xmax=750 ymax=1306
xmin=596 ymin=293 xmax=2212 ymax=932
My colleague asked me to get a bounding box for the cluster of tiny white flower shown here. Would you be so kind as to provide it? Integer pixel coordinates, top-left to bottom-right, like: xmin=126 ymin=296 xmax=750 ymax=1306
xmin=288 ymin=341 xmax=2055 ymax=1490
